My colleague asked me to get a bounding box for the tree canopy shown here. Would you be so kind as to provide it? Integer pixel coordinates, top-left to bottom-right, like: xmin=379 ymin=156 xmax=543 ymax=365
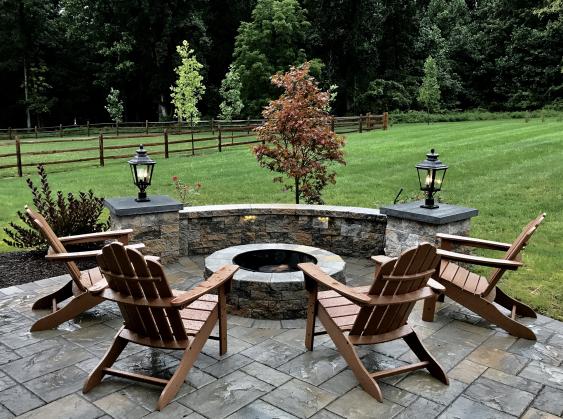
xmin=0 ymin=0 xmax=561 ymax=127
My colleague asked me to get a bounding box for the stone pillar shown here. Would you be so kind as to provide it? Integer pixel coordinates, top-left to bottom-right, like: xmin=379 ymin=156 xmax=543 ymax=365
xmin=380 ymin=201 xmax=478 ymax=257
xmin=105 ymin=196 xmax=183 ymax=263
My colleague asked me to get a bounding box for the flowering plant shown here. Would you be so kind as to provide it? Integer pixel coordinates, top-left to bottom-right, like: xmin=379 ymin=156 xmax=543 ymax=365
xmin=172 ymin=176 xmax=202 ymax=205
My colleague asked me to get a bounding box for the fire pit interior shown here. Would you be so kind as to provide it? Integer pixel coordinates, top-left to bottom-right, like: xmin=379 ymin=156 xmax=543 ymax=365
xmin=233 ymin=249 xmax=317 ymax=273
xmin=205 ymin=243 xmax=346 ymax=319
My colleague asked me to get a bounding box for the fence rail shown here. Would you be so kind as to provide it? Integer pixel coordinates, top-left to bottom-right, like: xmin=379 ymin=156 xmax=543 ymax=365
xmin=0 ymin=113 xmax=387 ymax=177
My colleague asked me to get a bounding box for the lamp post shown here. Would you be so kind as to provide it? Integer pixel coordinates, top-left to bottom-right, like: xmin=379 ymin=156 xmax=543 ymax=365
xmin=416 ymin=148 xmax=448 ymax=209
xmin=128 ymin=144 xmax=156 ymax=202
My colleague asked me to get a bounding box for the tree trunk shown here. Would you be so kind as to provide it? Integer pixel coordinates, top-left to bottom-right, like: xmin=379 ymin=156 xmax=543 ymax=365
xmin=295 ymin=177 xmax=300 ymax=204
xmin=23 ymin=57 xmax=31 ymax=129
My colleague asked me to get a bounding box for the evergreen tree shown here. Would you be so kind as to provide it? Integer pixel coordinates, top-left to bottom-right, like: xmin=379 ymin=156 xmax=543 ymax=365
xmin=218 ymin=65 xmax=244 ymax=120
xmin=418 ymin=56 xmax=441 ymax=123
xmin=170 ymin=40 xmax=205 ymax=122
xmin=232 ymin=0 xmax=311 ymax=116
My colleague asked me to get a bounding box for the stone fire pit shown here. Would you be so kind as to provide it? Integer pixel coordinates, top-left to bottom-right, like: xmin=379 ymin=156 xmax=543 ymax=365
xmin=205 ymin=243 xmax=346 ymax=319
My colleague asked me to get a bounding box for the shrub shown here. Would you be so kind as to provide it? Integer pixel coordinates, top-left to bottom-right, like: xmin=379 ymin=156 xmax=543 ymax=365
xmin=3 ymin=165 xmax=109 ymax=249
xmin=172 ymin=176 xmax=201 ymax=206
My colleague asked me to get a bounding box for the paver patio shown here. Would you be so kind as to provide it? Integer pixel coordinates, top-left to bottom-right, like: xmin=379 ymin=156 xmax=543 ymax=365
xmin=0 ymin=255 xmax=561 ymax=418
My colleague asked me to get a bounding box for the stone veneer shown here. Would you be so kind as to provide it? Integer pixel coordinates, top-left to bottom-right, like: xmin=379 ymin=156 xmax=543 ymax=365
xmin=381 ymin=201 xmax=478 ymax=257
xmin=205 ymin=243 xmax=346 ymax=319
xmin=179 ymin=204 xmax=387 ymax=258
xmin=105 ymin=196 xmax=183 ymax=263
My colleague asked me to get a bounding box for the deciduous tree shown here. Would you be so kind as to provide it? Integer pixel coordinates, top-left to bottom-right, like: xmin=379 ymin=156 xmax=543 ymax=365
xmin=105 ymin=88 xmax=124 ymax=123
xmin=219 ymin=65 xmax=244 ymax=120
xmin=254 ymin=62 xmax=345 ymax=204
xmin=170 ymin=40 xmax=205 ymax=122
xmin=418 ymin=56 xmax=441 ymax=123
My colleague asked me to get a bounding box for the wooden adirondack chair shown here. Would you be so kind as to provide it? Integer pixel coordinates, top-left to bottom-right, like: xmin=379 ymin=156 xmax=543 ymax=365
xmin=432 ymin=212 xmax=546 ymax=340
xmin=25 ymin=206 xmax=144 ymax=332
xmin=299 ymin=243 xmax=448 ymax=401
xmin=83 ymin=242 xmax=239 ymax=410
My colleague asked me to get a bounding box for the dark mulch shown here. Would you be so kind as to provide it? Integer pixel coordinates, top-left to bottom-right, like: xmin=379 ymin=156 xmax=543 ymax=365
xmin=0 ymin=251 xmax=96 ymax=288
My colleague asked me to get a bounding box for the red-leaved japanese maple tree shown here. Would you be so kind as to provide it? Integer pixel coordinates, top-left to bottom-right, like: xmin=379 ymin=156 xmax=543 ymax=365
xmin=254 ymin=62 xmax=345 ymax=204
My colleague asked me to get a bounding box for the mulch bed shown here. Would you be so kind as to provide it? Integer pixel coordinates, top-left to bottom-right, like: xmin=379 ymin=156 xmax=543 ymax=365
xmin=0 ymin=251 xmax=96 ymax=288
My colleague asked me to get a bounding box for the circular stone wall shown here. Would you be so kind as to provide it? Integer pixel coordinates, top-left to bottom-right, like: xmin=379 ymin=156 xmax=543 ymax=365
xmin=205 ymin=243 xmax=346 ymax=319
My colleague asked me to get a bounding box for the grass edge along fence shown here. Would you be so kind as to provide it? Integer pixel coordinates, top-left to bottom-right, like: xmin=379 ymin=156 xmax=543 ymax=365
xmin=0 ymin=113 xmax=388 ymax=177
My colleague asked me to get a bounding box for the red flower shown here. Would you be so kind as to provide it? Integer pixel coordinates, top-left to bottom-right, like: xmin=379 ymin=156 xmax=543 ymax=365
xmin=172 ymin=176 xmax=178 ymax=182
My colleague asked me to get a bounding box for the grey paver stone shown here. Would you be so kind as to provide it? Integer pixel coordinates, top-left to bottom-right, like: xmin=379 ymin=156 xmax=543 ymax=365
xmin=204 ymin=353 xmax=253 ymax=378
xmin=464 ymin=376 xmax=534 ymax=416
xmin=15 ymin=394 xmax=103 ymax=419
xmin=468 ymin=346 xmax=528 ymax=374
xmin=202 ymin=335 xmax=252 ymax=360
xmin=0 ymin=373 xmax=16 ymax=393
xmin=438 ymin=396 xmax=515 ymax=419
xmin=227 ymin=325 xmax=284 ymax=345
xmin=326 ymin=387 xmax=404 ymax=419
xmin=178 ymin=370 xmax=273 ymax=418
xmin=393 ymin=396 xmax=445 ymax=419
xmin=319 ymin=369 xmax=358 ymax=396
xmin=0 ymin=405 xmax=13 ymax=419
xmin=522 ymin=407 xmax=563 ymax=419
xmin=227 ymin=399 xmax=298 ymax=418
xmin=400 ymin=336 xmax=472 ymax=372
xmin=519 ymin=361 xmax=563 ymax=389
xmin=241 ymin=339 xmax=304 ymax=368
xmin=0 ymin=385 xmax=44 ymax=415
xmin=447 ymin=359 xmax=487 ymax=384
xmin=1 ymin=342 xmax=91 ymax=382
xmin=94 ymin=391 xmax=150 ymax=418
xmin=142 ymin=402 xmax=193 ymax=418
xmin=532 ymin=386 xmax=563 ymax=416
xmin=277 ymin=347 xmax=347 ymax=385
xmin=396 ymin=372 xmax=466 ymax=405
xmin=262 ymin=378 xmax=336 ymax=418
xmin=481 ymin=368 xmax=543 ymax=394
xmin=309 ymin=410 xmax=344 ymax=419
xmin=23 ymin=365 xmax=88 ymax=402
xmin=240 ymin=362 xmax=292 ymax=387
xmin=120 ymin=381 xmax=192 ymax=411
xmin=508 ymin=339 xmax=562 ymax=366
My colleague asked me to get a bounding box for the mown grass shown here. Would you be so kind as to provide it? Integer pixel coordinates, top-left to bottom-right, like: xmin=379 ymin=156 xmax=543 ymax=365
xmin=1 ymin=118 xmax=562 ymax=319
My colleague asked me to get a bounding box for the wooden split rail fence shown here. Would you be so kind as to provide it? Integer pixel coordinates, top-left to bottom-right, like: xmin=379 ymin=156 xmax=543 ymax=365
xmin=0 ymin=113 xmax=387 ymax=177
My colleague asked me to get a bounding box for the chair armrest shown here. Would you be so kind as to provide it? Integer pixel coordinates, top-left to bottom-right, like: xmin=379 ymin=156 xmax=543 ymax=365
xmin=427 ymin=278 xmax=445 ymax=292
xmin=88 ymin=279 xmax=108 ymax=294
xmin=45 ymin=243 xmax=145 ymax=261
xmin=371 ymin=255 xmax=396 ymax=266
xmin=437 ymin=249 xmax=522 ymax=270
xmin=437 ymin=233 xmax=512 ymax=251
xmin=299 ymin=263 xmax=435 ymax=306
xmin=58 ymin=229 xmax=134 ymax=245
xmin=171 ymin=265 xmax=239 ymax=307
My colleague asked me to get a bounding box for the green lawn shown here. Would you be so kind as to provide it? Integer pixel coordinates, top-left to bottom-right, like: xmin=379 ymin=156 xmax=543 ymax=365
xmin=1 ymin=119 xmax=562 ymax=319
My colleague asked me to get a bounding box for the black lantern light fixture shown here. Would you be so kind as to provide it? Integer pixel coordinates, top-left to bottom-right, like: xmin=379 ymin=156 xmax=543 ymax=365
xmin=416 ymin=148 xmax=448 ymax=209
xmin=128 ymin=144 xmax=156 ymax=202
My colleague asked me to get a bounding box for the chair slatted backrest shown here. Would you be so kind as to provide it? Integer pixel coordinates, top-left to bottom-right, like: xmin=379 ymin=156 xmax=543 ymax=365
xmin=485 ymin=212 xmax=546 ymax=295
xmin=25 ymin=207 xmax=85 ymax=291
xmin=96 ymin=242 xmax=188 ymax=343
xmin=350 ymin=243 xmax=439 ymax=337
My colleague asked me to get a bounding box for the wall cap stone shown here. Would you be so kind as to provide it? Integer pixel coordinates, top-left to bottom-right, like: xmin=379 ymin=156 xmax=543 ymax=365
xmin=105 ymin=195 xmax=183 ymax=216
xmin=180 ymin=203 xmax=385 ymax=220
xmin=380 ymin=201 xmax=478 ymax=225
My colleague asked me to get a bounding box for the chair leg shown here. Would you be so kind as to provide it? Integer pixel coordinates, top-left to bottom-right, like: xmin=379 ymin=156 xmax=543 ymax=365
xmin=422 ymin=294 xmax=437 ymax=322
xmin=318 ymin=306 xmax=383 ymax=401
xmin=445 ymin=286 xmax=537 ymax=340
xmin=218 ymin=287 xmax=228 ymax=356
xmin=305 ymin=292 xmax=318 ymax=351
xmin=403 ymin=331 xmax=448 ymax=385
xmin=30 ymin=292 xmax=102 ymax=332
xmin=157 ymin=310 xmax=218 ymax=410
xmin=32 ymin=280 xmax=74 ymax=310
xmin=83 ymin=334 xmax=128 ymax=393
xmin=494 ymin=287 xmax=536 ymax=318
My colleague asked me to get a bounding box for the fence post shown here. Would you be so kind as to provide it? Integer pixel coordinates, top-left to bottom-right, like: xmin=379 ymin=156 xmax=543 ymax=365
xmin=145 ymin=119 xmax=149 ymax=134
xmin=383 ymin=112 xmax=389 ymax=130
xmin=218 ymin=123 xmax=222 ymax=152
xmin=331 ymin=117 xmax=335 ymax=132
xmin=8 ymin=127 xmax=12 ymax=140
xmin=177 ymin=118 xmax=181 ymax=133
xmin=98 ymin=132 xmax=104 ymax=166
xmin=34 ymin=125 xmax=38 ymax=139
xmin=247 ymin=117 xmax=251 ymax=135
xmin=359 ymin=114 xmax=363 ymax=133
xmin=211 ymin=117 xmax=214 ymax=135
xmin=164 ymin=129 xmax=169 ymax=158
xmin=367 ymin=112 xmax=371 ymax=130
xmin=116 ymin=122 xmax=119 ymax=136
xmin=87 ymin=121 xmax=90 ymax=137
xmin=15 ymin=136 xmax=22 ymax=177
xmin=59 ymin=123 xmax=63 ymax=137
